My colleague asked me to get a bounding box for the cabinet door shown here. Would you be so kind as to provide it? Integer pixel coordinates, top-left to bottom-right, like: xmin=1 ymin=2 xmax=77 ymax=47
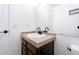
xmin=27 ymin=42 xmax=37 ymax=54
xmin=22 ymin=45 xmax=27 ymax=55
xmin=54 ymin=35 xmax=71 ymax=55
xmin=27 ymin=49 xmax=33 ymax=55
xmin=39 ymin=41 xmax=54 ymax=55
xmin=22 ymin=38 xmax=27 ymax=55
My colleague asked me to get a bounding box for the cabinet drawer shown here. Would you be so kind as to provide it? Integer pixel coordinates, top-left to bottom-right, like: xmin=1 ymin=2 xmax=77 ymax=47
xmin=27 ymin=42 xmax=36 ymax=54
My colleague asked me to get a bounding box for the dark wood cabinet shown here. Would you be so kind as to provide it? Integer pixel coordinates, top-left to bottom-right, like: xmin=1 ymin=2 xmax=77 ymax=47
xmin=21 ymin=38 xmax=54 ymax=55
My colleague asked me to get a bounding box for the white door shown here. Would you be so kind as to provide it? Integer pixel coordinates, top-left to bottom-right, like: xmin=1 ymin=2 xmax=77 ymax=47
xmin=0 ymin=4 xmax=12 ymax=55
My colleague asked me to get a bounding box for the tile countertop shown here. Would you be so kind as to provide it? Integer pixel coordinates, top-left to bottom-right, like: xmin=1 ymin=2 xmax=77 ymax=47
xmin=21 ymin=31 xmax=56 ymax=48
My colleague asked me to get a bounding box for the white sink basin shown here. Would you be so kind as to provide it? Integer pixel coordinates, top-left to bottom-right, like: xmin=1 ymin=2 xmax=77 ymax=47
xmin=27 ymin=33 xmax=45 ymax=38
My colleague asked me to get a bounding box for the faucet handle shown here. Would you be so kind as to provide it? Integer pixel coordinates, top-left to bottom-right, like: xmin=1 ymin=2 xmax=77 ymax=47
xmin=43 ymin=27 xmax=50 ymax=33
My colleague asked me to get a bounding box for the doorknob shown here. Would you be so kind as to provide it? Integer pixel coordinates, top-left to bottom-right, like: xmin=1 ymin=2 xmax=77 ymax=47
xmin=67 ymin=47 xmax=71 ymax=51
xmin=0 ymin=30 xmax=8 ymax=33
xmin=3 ymin=30 xmax=8 ymax=33
xmin=77 ymin=26 xmax=79 ymax=29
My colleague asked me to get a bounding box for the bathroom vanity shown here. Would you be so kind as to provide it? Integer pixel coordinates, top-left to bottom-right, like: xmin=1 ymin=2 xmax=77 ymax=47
xmin=21 ymin=32 xmax=56 ymax=55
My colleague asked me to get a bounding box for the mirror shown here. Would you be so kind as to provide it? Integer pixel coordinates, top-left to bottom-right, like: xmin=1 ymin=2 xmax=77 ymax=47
xmin=35 ymin=4 xmax=56 ymax=32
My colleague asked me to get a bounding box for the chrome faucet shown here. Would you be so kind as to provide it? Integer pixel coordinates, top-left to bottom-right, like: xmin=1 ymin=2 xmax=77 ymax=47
xmin=36 ymin=27 xmax=41 ymax=32
xmin=36 ymin=27 xmax=42 ymax=34
xmin=44 ymin=27 xmax=50 ymax=33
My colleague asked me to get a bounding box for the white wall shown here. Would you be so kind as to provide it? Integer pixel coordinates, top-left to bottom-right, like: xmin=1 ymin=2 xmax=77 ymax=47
xmin=53 ymin=5 xmax=79 ymax=55
xmin=9 ymin=4 xmax=36 ymax=54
